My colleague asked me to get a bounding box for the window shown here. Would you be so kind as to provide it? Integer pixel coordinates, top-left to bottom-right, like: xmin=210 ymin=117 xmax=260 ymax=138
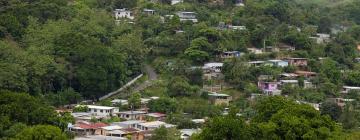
xmin=100 ymin=110 xmax=103 ymax=113
xmin=94 ymin=109 xmax=97 ymax=112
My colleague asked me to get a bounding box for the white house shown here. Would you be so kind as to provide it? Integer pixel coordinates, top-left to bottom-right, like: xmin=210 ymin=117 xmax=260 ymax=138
xmin=143 ymin=9 xmax=155 ymax=15
xmin=86 ymin=105 xmax=119 ymax=117
xmin=112 ymin=120 xmax=145 ymax=129
xmin=247 ymin=47 xmax=263 ymax=54
xmin=203 ymin=62 xmax=223 ymax=73
xmin=135 ymin=121 xmax=176 ymax=131
xmin=114 ymin=8 xmax=134 ymax=20
xmin=309 ymin=33 xmax=330 ymax=44
xmin=171 ymin=0 xmax=184 ymax=5
xmin=341 ymin=86 xmax=360 ymax=94
xmin=176 ymin=12 xmax=198 ymax=23
xmin=117 ymin=111 xmax=147 ymax=120
xmin=111 ymin=99 xmax=128 ymax=106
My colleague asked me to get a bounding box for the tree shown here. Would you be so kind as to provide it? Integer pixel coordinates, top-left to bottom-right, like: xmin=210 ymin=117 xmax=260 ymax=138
xmin=128 ymin=92 xmax=141 ymax=109
xmin=320 ymin=101 xmax=342 ymax=121
xmin=113 ymin=0 xmax=137 ymax=8
xmin=167 ymin=76 xmax=200 ymax=97
xmin=150 ymin=126 xmax=181 ymax=140
xmin=15 ymin=125 xmax=68 ymax=140
xmin=0 ymin=92 xmax=58 ymax=126
xmin=199 ymin=115 xmax=251 ymax=140
xmin=148 ymin=98 xmax=178 ymax=114
xmin=339 ymin=106 xmax=359 ymax=130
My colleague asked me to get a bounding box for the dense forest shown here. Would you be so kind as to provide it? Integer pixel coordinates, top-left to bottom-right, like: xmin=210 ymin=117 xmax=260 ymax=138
xmin=1 ymin=0 xmax=360 ymax=139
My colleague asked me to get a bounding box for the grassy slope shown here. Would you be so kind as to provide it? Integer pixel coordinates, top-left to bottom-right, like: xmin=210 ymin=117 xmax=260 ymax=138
xmin=294 ymin=0 xmax=353 ymax=7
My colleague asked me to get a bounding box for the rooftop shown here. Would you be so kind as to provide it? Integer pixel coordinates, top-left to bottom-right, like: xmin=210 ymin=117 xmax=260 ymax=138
xmin=75 ymin=135 xmax=127 ymax=140
xmin=280 ymin=80 xmax=298 ymax=83
xmin=138 ymin=121 xmax=175 ymax=128
xmin=87 ymin=105 xmax=116 ymax=110
xmin=101 ymin=125 xmax=123 ymax=131
xmin=208 ymin=93 xmax=230 ymax=97
xmin=146 ymin=112 xmax=166 ymax=118
xmin=118 ymin=111 xmax=146 ymax=115
xmin=113 ymin=120 xmax=145 ymax=125
xmin=204 ymin=62 xmax=223 ymax=68
xmin=343 ymin=86 xmax=360 ymax=90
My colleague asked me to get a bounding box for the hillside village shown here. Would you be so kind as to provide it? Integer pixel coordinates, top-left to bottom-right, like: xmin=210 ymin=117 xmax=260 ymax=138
xmin=2 ymin=0 xmax=360 ymax=140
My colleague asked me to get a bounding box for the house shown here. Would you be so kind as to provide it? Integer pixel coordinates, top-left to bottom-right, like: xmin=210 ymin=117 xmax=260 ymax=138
xmin=295 ymin=71 xmax=317 ymax=78
xmin=279 ymin=73 xmax=299 ymax=79
xmin=221 ymin=51 xmax=243 ymax=59
xmin=248 ymin=61 xmax=265 ymax=67
xmin=235 ymin=0 xmax=245 ymax=6
xmin=208 ymin=93 xmax=232 ymax=105
xmin=355 ymin=58 xmax=360 ymax=63
xmin=136 ymin=121 xmax=176 ymax=131
xmin=258 ymin=81 xmax=278 ymax=91
xmin=304 ymin=80 xmax=314 ymax=89
xmin=258 ymin=81 xmax=281 ymax=96
xmin=280 ymin=80 xmax=299 ymax=87
xmin=114 ymin=8 xmax=134 ymax=20
xmin=309 ymin=33 xmax=330 ymax=44
xmin=286 ymin=58 xmax=308 ymax=67
xmin=297 ymin=101 xmax=320 ymax=111
xmin=71 ymin=112 xmax=103 ymax=122
xmin=277 ymin=43 xmax=295 ymax=51
xmin=265 ymin=60 xmax=289 ymax=67
xmin=171 ymin=0 xmax=183 ymax=5
xmin=258 ymin=75 xmax=274 ymax=81
xmin=228 ymin=25 xmax=246 ymax=30
xmin=69 ymin=121 xmax=108 ymax=136
xmin=111 ymin=99 xmax=128 ymax=106
xmin=328 ymin=98 xmax=355 ymax=108
xmin=176 ymin=12 xmax=198 ymax=23
xmin=145 ymin=113 xmax=166 ymax=121
xmin=247 ymin=47 xmax=263 ymax=54
xmin=143 ymin=9 xmax=155 ymax=15
xmin=99 ymin=125 xmax=124 ymax=137
xmin=112 ymin=120 xmax=145 ymax=129
xmin=192 ymin=119 xmax=206 ymax=124
xmin=75 ymin=135 xmax=128 ymax=140
xmin=117 ymin=111 xmax=147 ymax=120
xmin=86 ymin=105 xmax=119 ymax=117
xmin=341 ymin=86 xmax=360 ymax=94
xmin=180 ymin=129 xmax=200 ymax=140
xmin=203 ymin=62 xmax=223 ymax=73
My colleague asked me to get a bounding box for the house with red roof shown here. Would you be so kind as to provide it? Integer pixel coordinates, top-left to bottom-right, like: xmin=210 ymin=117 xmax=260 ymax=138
xmin=69 ymin=121 xmax=108 ymax=136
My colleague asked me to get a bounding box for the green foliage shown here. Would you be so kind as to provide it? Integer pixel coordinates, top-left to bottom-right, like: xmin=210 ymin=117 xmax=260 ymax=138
xmin=150 ymin=126 xmax=181 ymax=140
xmin=0 ymin=92 xmax=58 ymax=126
xmin=167 ymin=76 xmax=200 ymax=97
xmin=73 ymin=106 xmax=89 ymax=112
xmin=128 ymin=92 xmax=142 ymax=109
xmin=320 ymin=101 xmax=342 ymax=121
xmin=15 ymin=125 xmax=68 ymax=140
xmin=148 ymin=98 xmax=179 ymax=114
xmin=199 ymin=115 xmax=251 ymax=140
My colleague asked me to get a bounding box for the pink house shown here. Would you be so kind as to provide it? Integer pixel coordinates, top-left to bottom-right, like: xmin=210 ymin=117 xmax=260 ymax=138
xmin=258 ymin=81 xmax=278 ymax=91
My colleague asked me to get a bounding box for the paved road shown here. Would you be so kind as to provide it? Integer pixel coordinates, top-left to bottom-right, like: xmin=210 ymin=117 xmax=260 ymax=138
xmin=132 ymin=65 xmax=158 ymax=93
xmin=145 ymin=65 xmax=158 ymax=80
xmin=99 ymin=65 xmax=158 ymax=100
